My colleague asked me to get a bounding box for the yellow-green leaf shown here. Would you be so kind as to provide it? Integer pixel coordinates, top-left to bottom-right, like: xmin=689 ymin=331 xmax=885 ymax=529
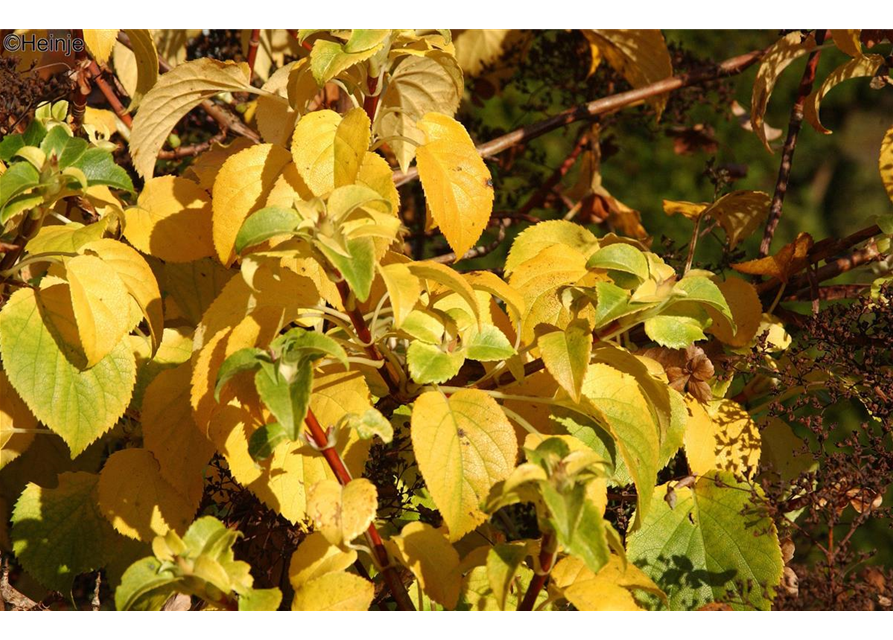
xmin=411 ymin=389 xmax=517 ymax=541
xmin=537 ymin=321 xmax=592 ymax=403
xmin=684 ymin=398 xmax=761 ymax=480
xmin=291 ymin=572 xmax=374 ymax=611
xmin=385 ymin=521 xmax=462 ymax=609
xmin=83 ymin=29 xmax=120 ymax=65
xmin=805 ymin=55 xmax=885 ymax=134
xmin=0 ymin=370 xmax=37 ymax=470
xmin=879 ymin=124 xmax=893 ymax=205
xmin=307 ymin=478 xmax=378 ymax=547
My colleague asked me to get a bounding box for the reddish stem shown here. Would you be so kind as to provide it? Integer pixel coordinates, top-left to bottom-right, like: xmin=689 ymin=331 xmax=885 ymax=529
xmin=87 ymin=61 xmax=133 ymax=128
xmin=303 ymin=408 xmax=413 ymax=611
xmin=518 ymin=531 xmax=556 ymax=611
xmin=246 ymin=29 xmax=261 ymax=83
xmin=363 ymin=75 xmax=380 ymax=122
xmin=70 ymin=29 xmax=89 ymax=131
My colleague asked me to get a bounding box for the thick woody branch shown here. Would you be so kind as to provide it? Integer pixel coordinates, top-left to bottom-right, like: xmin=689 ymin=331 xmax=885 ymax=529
xmin=393 ymin=48 xmax=765 ymax=186
xmin=69 ymin=29 xmax=89 ymax=131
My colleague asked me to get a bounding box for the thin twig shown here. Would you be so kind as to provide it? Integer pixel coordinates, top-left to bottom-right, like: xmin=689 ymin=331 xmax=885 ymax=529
xmin=517 ymin=131 xmax=590 ymax=215
xmin=393 ymin=48 xmax=766 ymax=186
xmin=157 ymin=132 xmax=226 ymax=160
xmin=759 ymin=31 xmax=827 ymax=257
xmin=431 ymin=220 xmax=507 ymax=264
xmin=1 ymin=555 xmax=39 ymax=611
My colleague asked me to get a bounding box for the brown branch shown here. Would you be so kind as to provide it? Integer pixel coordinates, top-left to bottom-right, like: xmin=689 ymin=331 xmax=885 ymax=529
xmin=1 ymin=555 xmax=39 ymax=611
xmin=759 ymin=31 xmax=827 ymax=257
xmin=783 ymin=284 xmax=871 ymax=302
xmin=246 ymin=29 xmax=261 ymax=83
xmin=69 ymin=29 xmax=89 ymax=131
xmin=518 ymin=531 xmax=556 ymax=611
xmin=518 ymin=131 xmax=590 ymax=215
xmin=87 ymin=61 xmax=133 ymax=128
xmin=116 ymin=31 xmax=261 ymax=144
xmin=157 ymin=132 xmax=226 ymax=160
xmin=393 ymin=48 xmax=766 ymax=187
xmin=303 ymin=408 xmax=414 ymax=611
xmin=431 ymin=219 xmax=507 ymax=265
xmin=756 ymin=223 xmax=885 ymax=296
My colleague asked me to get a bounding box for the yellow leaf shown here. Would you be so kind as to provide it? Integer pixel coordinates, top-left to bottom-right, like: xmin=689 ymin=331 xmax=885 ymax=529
xmin=464 ymin=271 xmax=525 ymax=329
xmin=142 ymin=363 xmax=214 ymax=510
xmin=80 ymin=239 xmax=163 ymax=355
xmin=504 ymin=220 xmax=599 ymax=276
xmin=119 ymin=29 xmax=159 ymax=108
xmin=879 ymin=124 xmax=893 ymax=205
xmin=211 ymin=143 xmax=292 ymax=265
xmin=704 ymin=190 xmax=770 ymax=249
xmin=582 ymin=30 xmax=673 ymax=119
xmin=130 ymin=59 xmax=257 ymax=178
xmin=333 ymin=108 xmax=372 ymax=189
xmin=186 ymin=138 xmax=255 ymax=191
xmin=385 ymin=521 xmax=461 ymax=609
xmin=97 ymin=448 xmax=196 ymax=541
xmin=684 ymin=398 xmax=761 ymax=480
xmin=1 ymin=371 xmax=37 ymax=470
xmin=537 ymin=321 xmax=592 ymax=403
xmin=291 ymin=572 xmax=374 ymax=611
xmin=662 ymin=200 xmax=709 ymax=220
xmin=375 ymin=52 xmax=463 ymax=171
xmin=509 ymin=243 xmax=590 ymax=345
xmin=125 ymin=176 xmax=215 ymax=263
xmin=307 ymin=478 xmax=378 ymax=547
xmin=289 ymin=531 xmax=357 ymax=588
xmin=357 ymin=151 xmax=400 ymax=215
xmin=732 ymin=232 xmax=813 ymax=282
xmin=289 ymin=108 xmax=370 ymax=198
xmin=379 ymin=262 xmax=422 ymax=328
xmin=407 ymin=260 xmax=481 ymax=324
xmin=131 ymin=61 xmax=250 ymax=168
xmin=751 ymin=32 xmax=817 ymax=153
xmin=83 ymin=29 xmax=119 ymax=65
xmin=255 ymin=63 xmax=298 ymax=147
xmin=706 ymin=277 xmax=762 ymax=348
xmin=416 ymin=112 xmax=494 ymax=259
xmin=830 ymin=30 xmax=862 ymax=57
xmin=411 ymin=389 xmax=517 ymax=541
xmin=551 ymin=555 xmax=664 ymax=611
xmin=453 ymin=29 xmax=528 ymax=79
xmin=805 ymin=55 xmax=885 ymax=134
xmin=65 ymin=254 xmax=132 ymax=368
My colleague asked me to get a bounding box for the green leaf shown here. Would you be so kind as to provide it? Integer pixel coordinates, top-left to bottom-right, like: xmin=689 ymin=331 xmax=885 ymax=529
xmin=215 ymin=347 xmax=269 ymax=402
xmin=71 ymin=148 xmax=134 ymax=191
xmin=537 ymin=321 xmax=592 ymax=403
xmin=12 ymin=471 xmax=120 ymax=592
xmin=674 ymin=276 xmax=734 ymax=327
xmin=271 ymin=327 xmax=349 ymax=368
xmin=626 ymin=472 xmax=784 ymax=610
xmin=644 ymin=305 xmax=709 ymax=349
xmin=248 ymin=422 xmax=290 ymax=462
xmin=0 ymin=287 xmax=136 ymax=456
xmin=465 ymin=324 xmax=515 ymax=361
xmin=582 ymin=363 xmax=659 ymax=528
xmin=541 ymin=482 xmax=610 ymax=575
xmin=115 ymin=556 xmax=178 ymax=611
xmin=310 ymin=39 xmax=383 ymax=86
xmin=407 ymin=341 xmax=465 ymax=384
xmin=316 ymin=235 xmax=375 ymax=302
xmin=239 ymin=587 xmax=283 ymax=611
xmin=0 ymin=162 xmax=41 ymax=220
xmin=346 ymin=408 xmax=393 ymax=443
xmin=486 ymin=543 xmax=529 ymax=611
xmin=234 ymin=206 xmax=301 ymax=254
xmin=0 ymin=120 xmax=46 ymax=162
xmin=586 ymin=244 xmax=649 ymax=282
xmin=253 ymin=359 xmax=314 ymax=441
